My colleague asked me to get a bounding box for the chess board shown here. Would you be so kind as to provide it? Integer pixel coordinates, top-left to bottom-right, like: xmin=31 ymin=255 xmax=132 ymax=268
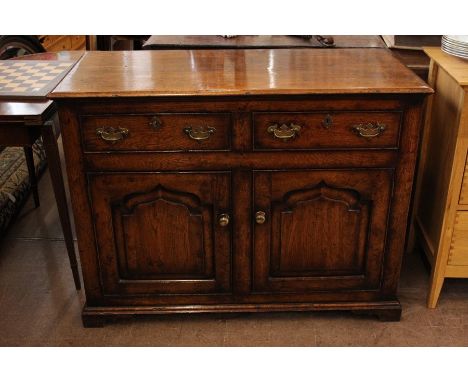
xmin=0 ymin=60 xmax=75 ymax=99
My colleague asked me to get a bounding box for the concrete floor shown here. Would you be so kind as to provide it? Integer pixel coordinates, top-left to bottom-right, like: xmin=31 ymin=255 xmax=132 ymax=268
xmin=1 ymin=162 xmax=468 ymax=346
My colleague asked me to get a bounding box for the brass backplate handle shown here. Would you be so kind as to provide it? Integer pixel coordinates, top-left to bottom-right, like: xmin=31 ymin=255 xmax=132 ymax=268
xmin=96 ymin=127 xmax=129 ymax=143
xmin=218 ymin=213 xmax=230 ymax=227
xmin=352 ymin=123 xmax=386 ymax=138
xmin=267 ymin=123 xmax=301 ymax=140
xmin=255 ymin=211 xmax=266 ymax=225
xmin=184 ymin=126 xmax=216 ymax=142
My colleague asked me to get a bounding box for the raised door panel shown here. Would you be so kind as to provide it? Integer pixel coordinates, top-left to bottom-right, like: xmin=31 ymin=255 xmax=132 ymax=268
xmin=253 ymin=169 xmax=393 ymax=293
xmin=115 ymin=185 xmax=213 ymax=279
xmin=270 ymin=182 xmax=369 ymax=276
xmin=88 ymin=172 xmax=231 ymax=296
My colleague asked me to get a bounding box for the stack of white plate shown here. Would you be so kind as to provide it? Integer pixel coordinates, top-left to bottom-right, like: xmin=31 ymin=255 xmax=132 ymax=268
xmin=442 ymin=35 xmax=468 ymax=59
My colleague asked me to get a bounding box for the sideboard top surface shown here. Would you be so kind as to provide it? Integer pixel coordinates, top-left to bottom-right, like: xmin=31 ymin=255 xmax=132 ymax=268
xmin=49 ymin=49 xmax=432 ymax=99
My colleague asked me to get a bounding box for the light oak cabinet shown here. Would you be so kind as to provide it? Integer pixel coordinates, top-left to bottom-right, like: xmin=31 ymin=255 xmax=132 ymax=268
xmin=50 ymin=49 xmax=431 ymax=326
xmin=413 ymin=48 xmax=468 ymax=308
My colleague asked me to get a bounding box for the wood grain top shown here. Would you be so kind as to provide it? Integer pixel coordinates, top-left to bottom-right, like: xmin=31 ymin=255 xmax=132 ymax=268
xmin=50 ymin=49 xmax=432 ymax=99
xmin=13 ymin=51 xmax=84 ymax=62
xmin=424 ymin=47 xmax=468 ymax=86
xmin=143 ymin=35 xmax=386 ymax=49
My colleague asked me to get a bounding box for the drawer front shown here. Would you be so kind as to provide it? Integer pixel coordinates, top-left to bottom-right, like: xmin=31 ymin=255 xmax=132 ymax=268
xmin=253 ymin=111 xmax=402 ymax=150
xmin=449 ymin=212 xmax=468 ymax=266
xmin=459 ymin=153 xmax=468 ymax=204
xmin=81 ymin=113 xmax=231 ymax=152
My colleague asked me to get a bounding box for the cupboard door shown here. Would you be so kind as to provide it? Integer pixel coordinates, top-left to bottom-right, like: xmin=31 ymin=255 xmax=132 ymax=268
xmin=253 ymin=169 xmax=393 ymax=293
xmin=88 ymin=172 xmax=231 ymax=296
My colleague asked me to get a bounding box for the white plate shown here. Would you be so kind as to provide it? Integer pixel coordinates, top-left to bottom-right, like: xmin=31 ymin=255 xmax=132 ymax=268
xmin=442 ymin=38 xmax=468 ymax=46
xmin=441 ymin=36 xmax=468 ymax=56
xmin=442 ymin=40 xmax=468 ymax=51
xmin=442 ymin=38 xmax=468 ymax=50
xmin=442 ymin=45 xmax=468 ymax=59
xmin=444 ymin=35 xmax=468 ymax=44
xmin=442 ymin=43 xmax=468 ymax=51
xmin=442 ymin=43 xmax=468 ymax=54
xmin=442 ymin=43 xmax=468 ymax=53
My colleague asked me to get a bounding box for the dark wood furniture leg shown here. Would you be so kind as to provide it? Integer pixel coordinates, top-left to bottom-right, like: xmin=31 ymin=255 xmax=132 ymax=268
xmin=41 ymin=121 xmax=81 ymax=290
xmin=23 ymin=146 xmax=40 ymax=208
xmin=82 ymin=310 xmax=106 ymax=328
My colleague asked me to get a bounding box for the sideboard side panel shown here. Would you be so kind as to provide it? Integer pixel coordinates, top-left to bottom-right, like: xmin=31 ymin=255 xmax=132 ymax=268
xmin=381 ymin=98 xmax=425 ymax=295
xmin=58 ymin=103 xmax=103 ymax=303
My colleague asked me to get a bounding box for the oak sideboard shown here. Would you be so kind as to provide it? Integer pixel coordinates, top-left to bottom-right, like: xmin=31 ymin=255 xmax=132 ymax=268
xmin=49 ymin=49 xmax=431 ymax=326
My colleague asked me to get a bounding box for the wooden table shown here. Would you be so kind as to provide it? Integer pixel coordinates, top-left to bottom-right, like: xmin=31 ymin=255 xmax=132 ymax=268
xmin=50 ymin=49 xmax=431 ymax=326
xmin=143 ymin=35 xmax=434 ymax=81
xmin=143 ymin=35 xmax=386 ymax=50
xmin=0 ymin=51 xmax=83 ymax=290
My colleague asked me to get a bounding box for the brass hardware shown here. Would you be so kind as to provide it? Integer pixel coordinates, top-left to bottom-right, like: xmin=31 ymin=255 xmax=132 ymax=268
xmin=96 ymin=127 xmax=129 ymax=143
xmin=352 ymin=123 xmax=386 ymax=138
xmin=267 ymin=123 xmax=301 ymax=140
xmin=149 ymin=116 xmax=163 ymax=129
xmin=218 ymin=213 xmax=230 ymax=227
xmin=255 ymin=211 xmax=266 ymax=225
xmin=183 ymin=126 xmax=216 ymax=141
xmin=322 ymin=114 xmax=333 ymax=129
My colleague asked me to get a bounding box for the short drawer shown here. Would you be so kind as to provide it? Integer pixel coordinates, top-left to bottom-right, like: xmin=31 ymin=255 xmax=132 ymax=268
xmin=449 ymin=212 xmax=468 ymax=266
xmin=459 ymin=152 xmax=468 ymax=204
xmin=80 ymin=113 xmax=232 ymax=152
xmin=253 ymin=111 xmax=402 ymax=150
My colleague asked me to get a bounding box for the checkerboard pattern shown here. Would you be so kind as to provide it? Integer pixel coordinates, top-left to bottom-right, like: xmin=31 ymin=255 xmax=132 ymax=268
xmin=0 ymin=60 xmax=74 ymax=98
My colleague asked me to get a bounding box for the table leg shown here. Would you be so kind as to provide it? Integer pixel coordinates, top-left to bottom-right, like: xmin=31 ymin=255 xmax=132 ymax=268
xmin=23 ymin=146 xmax=40 ymax=208
xmin=41 ymin=123 xmax=81 ymax=290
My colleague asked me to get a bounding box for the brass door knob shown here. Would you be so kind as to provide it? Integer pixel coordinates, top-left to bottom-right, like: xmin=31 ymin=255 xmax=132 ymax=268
xmin=218 ymin=213 xmax=230 ymax=227
xmin=255 ymin=211 xmax=266 ymax=225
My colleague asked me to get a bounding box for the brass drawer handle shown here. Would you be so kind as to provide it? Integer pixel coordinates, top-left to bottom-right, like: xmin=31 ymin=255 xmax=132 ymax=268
xmin=218 ymin=213 xmax=230 ymax=227
xmin=183 ymin=126 xmax=216 ymax=141
xmin=267 ymin=123 xmax=301 ymax=140
xmin=352 ymin=123 xmax=386 ymax=138
xmin=255 ymin=211 xmax=266 ymax=225
xmin=96 ymin=127 xmax=129 ymax=143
